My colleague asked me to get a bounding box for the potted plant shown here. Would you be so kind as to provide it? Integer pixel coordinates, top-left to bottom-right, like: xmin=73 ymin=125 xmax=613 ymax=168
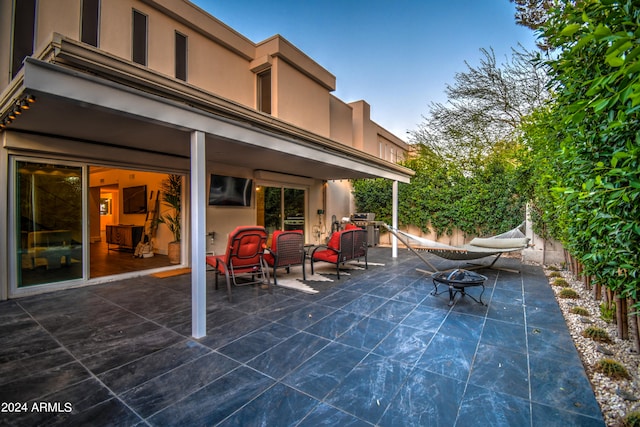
xmin=158 ymin=174 xmax=182 ymax=264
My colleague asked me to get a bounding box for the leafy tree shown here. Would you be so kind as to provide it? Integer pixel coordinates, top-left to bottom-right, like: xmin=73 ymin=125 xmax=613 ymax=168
xmin=517 ymin=107 xmax=569 ymax=240
xmin=509 ymin=0 xmax=562 ymax=50
xmin=532 ymin=0 xmax=640 ymax=297
xmin=510 ymin=0 xmax=558 ymax=30
xmin=411 ymin=47 xmax=549 ymax=172
xmin=354 ymin=46 xmax=548 ymax=238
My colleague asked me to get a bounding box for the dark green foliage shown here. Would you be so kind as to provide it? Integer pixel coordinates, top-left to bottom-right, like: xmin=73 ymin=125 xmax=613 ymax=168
xmin=158 ymin=174 xmax=182 ymax=242
xmin=595 ymin=358 xmax=630 ymax=379
xmin=351 ymin=178 xmax=393 ymax=225
xmin=600 ymin=302 xmax=616 ymax=323
xmin=524 ymin=1 xmax=640 ymax=308
xmin=352 ymin=46 xmax=546 ymax=238
xmin=623 ymin=411 xmax=640 ymax=427
xmin=548 ymin=271 xmax=563 ymax=278
xmin=582 ymin=326 xmax=611 ymax=343
xmin=352 ymin=147 xmax=526 ymax=237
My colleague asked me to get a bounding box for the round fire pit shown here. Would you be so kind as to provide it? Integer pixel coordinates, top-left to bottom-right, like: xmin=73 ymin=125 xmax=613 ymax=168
xmin=431 ymin=269 xmax=487 ymax=306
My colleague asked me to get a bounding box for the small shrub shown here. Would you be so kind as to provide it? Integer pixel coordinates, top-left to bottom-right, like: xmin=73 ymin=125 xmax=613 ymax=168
xmin=622 ymin=410 xmax=640 ymax=427
xmin=548 ymin=271 xmax=562 ymax=278
xmin=582 ymin=326 xmax=611 ymax=343
xmin=595 ymin=358 xmax=630 ymax=379
xmin=559 ymin=288 xmax=579 ymax=299
xmin=553 ymin=277 xmax=569 ymax=287
xmin=571 ymin=306 xmax=590 ymax=316
xmin=547 ymin=265 xmax=561 ymax=271
xmin=600 ymin=302 xmax=615 ymax=323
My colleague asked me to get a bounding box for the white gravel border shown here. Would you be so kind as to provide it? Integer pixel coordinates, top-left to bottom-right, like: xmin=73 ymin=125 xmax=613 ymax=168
xmin=543 ymin=265 xmax=640 ymax=426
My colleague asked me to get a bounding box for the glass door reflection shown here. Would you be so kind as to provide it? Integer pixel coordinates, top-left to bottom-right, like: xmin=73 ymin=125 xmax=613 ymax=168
xmin=16 ymin=161 xmax=84 ymax=287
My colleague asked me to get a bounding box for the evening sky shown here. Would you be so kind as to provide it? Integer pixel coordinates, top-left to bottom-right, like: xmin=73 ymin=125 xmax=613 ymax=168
xmin=191 ymin=0 xmax=538 ymax=139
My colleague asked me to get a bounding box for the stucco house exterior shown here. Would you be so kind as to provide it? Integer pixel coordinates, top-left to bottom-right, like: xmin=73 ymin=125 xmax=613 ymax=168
xmin=0 ymin=0 xmax=412 ymax=335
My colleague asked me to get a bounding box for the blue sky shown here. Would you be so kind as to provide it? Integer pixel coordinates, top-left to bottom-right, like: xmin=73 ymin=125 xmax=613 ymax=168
xmin=191 ymin=1 xmax=538 ymax=139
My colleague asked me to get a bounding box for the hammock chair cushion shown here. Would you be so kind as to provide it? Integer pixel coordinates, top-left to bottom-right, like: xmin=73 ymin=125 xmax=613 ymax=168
xmin=469 ymin=237 xmax=530 ymax=250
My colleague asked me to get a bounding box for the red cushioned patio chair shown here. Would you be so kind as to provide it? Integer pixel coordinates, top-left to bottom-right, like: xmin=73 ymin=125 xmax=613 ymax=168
xmin=206 ymin=226 xmax=269 ymax=302
xmin=310 ymin=227 xmax=368 ymax=279
xmin=263 ymin=230 xmax=306 ymax=286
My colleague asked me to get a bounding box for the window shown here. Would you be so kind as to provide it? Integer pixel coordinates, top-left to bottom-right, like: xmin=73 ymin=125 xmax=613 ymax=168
xmin=11 ymin=0 xmax=36 ymax=78
xmin=132 ymin=10 xmax=147 ymax=65
xmin=175 ymin=32 xmax=187 ymax=81
xmin=257 ymin=69 xmax=272 ymax=114
xmin=81 ymin=0 xmax=100 ymax=47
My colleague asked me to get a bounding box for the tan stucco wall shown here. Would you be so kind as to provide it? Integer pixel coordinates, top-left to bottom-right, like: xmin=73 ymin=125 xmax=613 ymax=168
xmin=330 ymin=95 xmax=354 ymax=147
xmin=356 ymin=102 xmax=382 ymax=157
xmin=349 ymin=100 xmax=409 ymax=161
xmin=190 ymin=37 xmax=254 ymax=105
xmin=36 ymin=0 xmax=80 ymax=51
xmin=350 ymin=100 xmax=367 ymax=152
xmin=147 ymin=8 xmax=177 ymax=77
xmin=3 ymin=0 xmax=408 ymax=162
xmin=325 ymin=180 xmax=355 ymax=229
xmin=99 ymin=1 xmax=134 ymax=59
xmin=205 ymin=165 xmax=329 ymax=255
xmin=0 ymin=0 xmax=11 ymax=87
xmin=274 ymin=57 xmax=331 ymax=137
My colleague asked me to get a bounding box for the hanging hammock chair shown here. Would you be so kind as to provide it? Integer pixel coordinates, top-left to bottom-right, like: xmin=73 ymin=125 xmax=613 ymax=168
xmin=382 ymin=223 xmax=530 ymax=273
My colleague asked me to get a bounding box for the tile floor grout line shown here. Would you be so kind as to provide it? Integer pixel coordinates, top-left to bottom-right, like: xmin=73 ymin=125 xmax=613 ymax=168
xmin=63 ymin=289 xmax=191 ymax=365
xmin=521 ymin=269 xmax=535 ymax=427
xmin=209 ymin=334 xmax=340 ymax=426
xmin=14 ymin=299 xmax=152 ymax=426
xmin=139 ymin=360 xmax=257 ymax=423
xmin=366 ymin=273 xmax=456 ymax=426
xmin=451 ymin=270 xmax=497 ymax=427
xmin=275 ymin=273 xmax=429 ymax=426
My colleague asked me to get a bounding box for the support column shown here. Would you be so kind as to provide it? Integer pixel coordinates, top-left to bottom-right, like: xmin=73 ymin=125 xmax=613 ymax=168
xmin=392 ymin=180 xmax=398 ymax=258
xmin=0 ymin=147 xmax=8 ymax=300
xmin=191 ymin=130 xmax=206 ymax=338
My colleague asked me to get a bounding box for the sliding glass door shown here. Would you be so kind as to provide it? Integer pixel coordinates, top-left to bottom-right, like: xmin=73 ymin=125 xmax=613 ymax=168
xmin=14 ymin=160 xmax=84 ymax=287
xmin=257 ymin=185 xmax=306 ymax=237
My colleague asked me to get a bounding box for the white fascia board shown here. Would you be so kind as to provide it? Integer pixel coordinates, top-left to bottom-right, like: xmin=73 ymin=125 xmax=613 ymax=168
xmin=23 ymin=59 xmax=411 ymax=183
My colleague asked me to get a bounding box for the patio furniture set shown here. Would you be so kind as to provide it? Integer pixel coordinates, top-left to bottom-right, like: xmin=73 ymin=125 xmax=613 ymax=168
xmin=205 ymin=224 xmax=369 ymax=302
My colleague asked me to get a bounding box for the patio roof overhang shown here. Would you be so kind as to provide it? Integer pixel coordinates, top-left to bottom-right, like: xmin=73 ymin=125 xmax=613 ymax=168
xmin=0 ymin=36 xmax=414 ymax=184
xmin=0 ymin=36 xmax=411 ymax=336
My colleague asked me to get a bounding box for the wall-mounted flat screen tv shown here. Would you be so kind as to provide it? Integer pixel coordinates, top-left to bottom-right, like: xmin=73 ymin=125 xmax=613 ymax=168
xmin=208 ymin=175 xmax=253 ymax=206
xmin=123 ymin=185 xmax=147 ymax=214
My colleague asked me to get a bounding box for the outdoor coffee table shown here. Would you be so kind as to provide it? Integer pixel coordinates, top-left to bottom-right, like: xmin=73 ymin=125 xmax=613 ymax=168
xmin=431 ymin=269 xmax=487 ymax=306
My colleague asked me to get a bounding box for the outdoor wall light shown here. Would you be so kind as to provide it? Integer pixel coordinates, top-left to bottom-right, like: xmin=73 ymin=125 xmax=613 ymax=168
xmin=0 ymin=94 xmax=35 ymax=131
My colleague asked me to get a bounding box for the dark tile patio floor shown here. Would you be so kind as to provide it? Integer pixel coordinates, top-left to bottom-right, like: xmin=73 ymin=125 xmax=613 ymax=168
xmin=0 ymin=248 xmax=605 ymax=426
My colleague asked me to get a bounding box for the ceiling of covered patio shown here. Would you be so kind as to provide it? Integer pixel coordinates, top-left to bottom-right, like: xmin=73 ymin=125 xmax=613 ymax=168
xmin=2 ymin=58 xmax=412 ymax=183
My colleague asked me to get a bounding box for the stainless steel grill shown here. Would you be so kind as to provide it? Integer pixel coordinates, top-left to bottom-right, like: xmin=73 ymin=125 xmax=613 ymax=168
xmin=284 ymin=216 xmax=304 ymax=231
xmin=350 ymin=213 xmax=380 ymax=246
